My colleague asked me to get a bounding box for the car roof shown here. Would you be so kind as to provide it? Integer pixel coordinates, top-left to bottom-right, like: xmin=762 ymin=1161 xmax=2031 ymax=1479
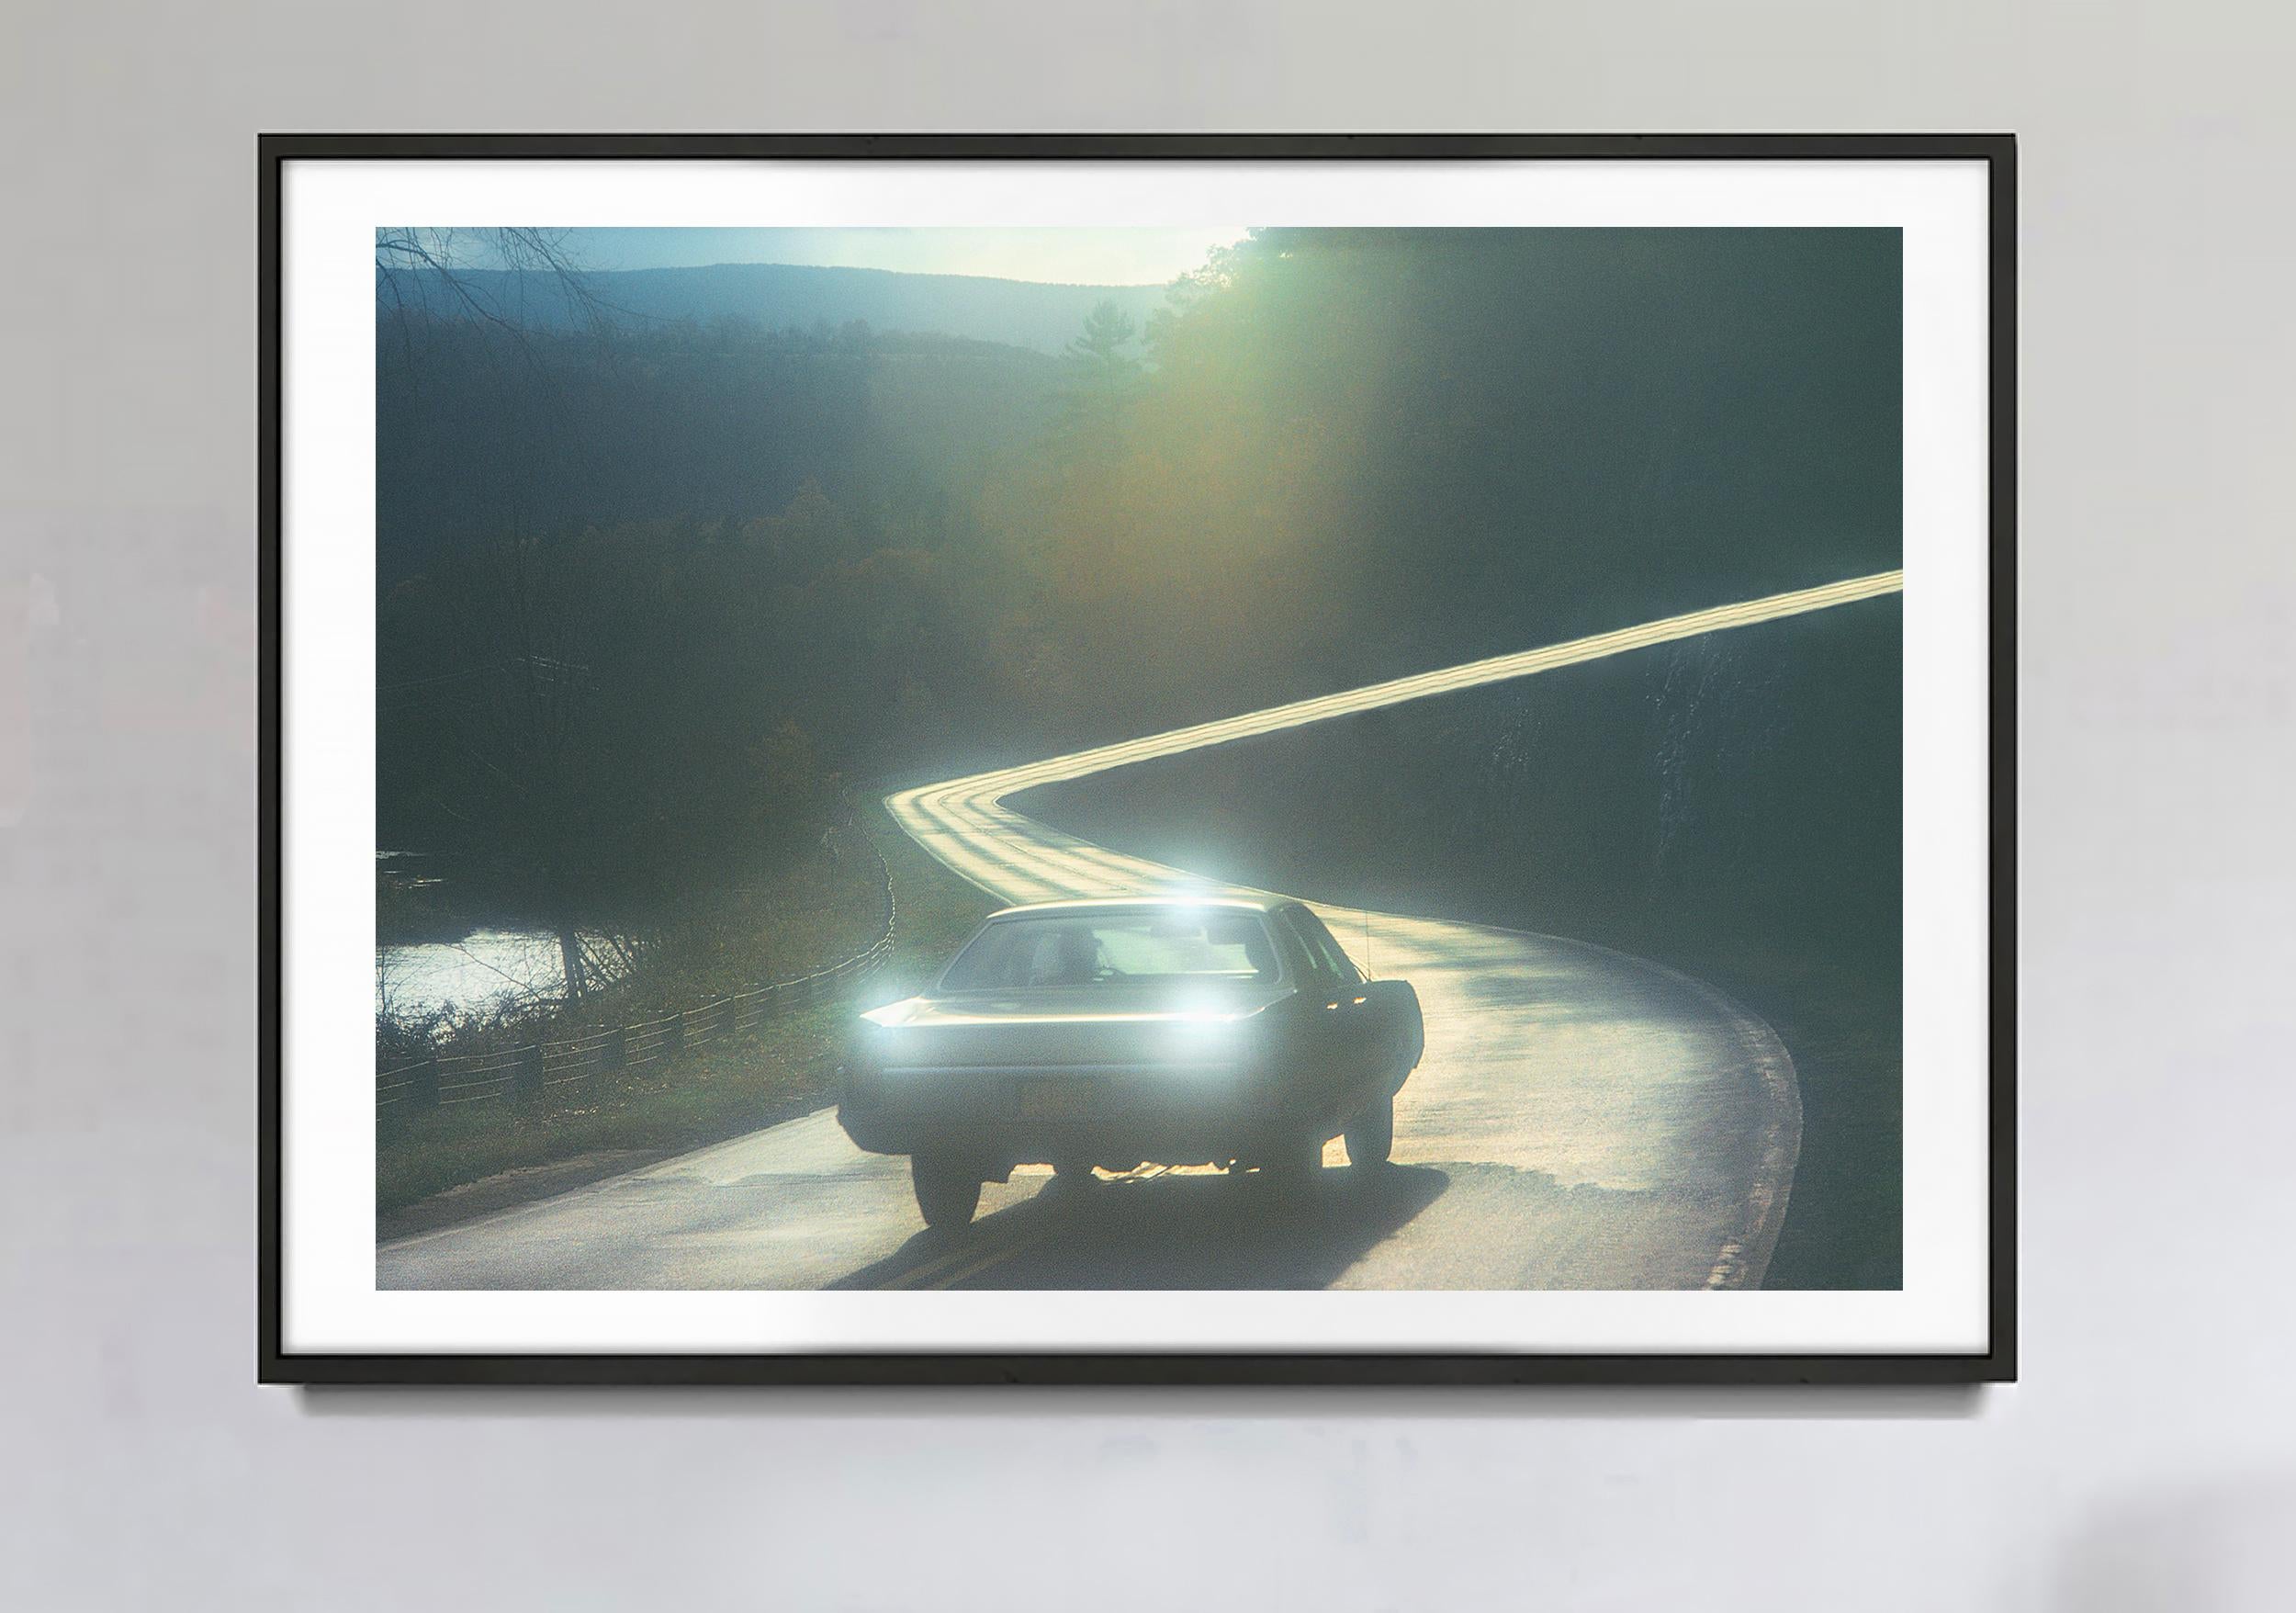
xmin=985 ymin=890 xmax=1290 ymax=919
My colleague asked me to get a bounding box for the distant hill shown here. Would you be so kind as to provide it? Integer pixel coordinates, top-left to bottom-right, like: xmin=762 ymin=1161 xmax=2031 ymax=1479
xmin=377 ymin=316 xmax=1068 ymax=578
xmin=388 ymin=260 xmax=1168 ymax=354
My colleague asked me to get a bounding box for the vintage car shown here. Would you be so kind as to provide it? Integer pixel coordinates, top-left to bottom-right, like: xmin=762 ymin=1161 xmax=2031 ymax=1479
xmin=838 ymin=893 xmax=1424 ymax=1230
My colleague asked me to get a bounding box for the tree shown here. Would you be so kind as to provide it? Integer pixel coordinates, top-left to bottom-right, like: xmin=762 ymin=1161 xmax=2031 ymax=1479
xmin=1066 ymin=299 xmax=1139 ymax=372
xmin=373 ymin=227 xmax=626 ymax=368
xmin=1052 ymin=299 xmax=1142 ymax=470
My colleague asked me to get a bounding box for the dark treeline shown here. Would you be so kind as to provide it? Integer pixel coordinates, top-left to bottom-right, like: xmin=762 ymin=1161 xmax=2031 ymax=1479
xmin=379 ymin=319 xmax=1040 ymax=581
xmin=378 ymin=227 xmax=1900 ymax=945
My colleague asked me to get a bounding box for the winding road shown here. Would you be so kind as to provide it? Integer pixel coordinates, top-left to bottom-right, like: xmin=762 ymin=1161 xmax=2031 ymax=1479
xmin=378 ymin=572 xmax=1901 ymax=1292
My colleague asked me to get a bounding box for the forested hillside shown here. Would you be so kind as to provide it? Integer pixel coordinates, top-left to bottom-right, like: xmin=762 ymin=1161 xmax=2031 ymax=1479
xmin=377 ymin=228 xmax=1900 ymax=945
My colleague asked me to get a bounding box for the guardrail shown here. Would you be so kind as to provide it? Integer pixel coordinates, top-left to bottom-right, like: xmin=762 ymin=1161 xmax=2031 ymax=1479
xmin=376 ymin=855 xmax=895 ymax=1119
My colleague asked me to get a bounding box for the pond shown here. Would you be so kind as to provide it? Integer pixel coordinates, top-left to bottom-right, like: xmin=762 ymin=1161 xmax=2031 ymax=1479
xmin=375 ymin=850 xmax=603 ymax=1021
xmin=376 ymin=928 xmax=580 ymax=1021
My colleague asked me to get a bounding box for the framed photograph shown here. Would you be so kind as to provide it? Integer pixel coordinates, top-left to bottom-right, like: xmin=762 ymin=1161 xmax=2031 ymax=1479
xmin=261 ymin=133 xmax=2014 ymax=1384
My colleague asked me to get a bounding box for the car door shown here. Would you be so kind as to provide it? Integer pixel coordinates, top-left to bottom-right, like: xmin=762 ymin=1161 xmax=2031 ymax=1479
xmin=1276 ymin=905 xmax=1378 ymax=1102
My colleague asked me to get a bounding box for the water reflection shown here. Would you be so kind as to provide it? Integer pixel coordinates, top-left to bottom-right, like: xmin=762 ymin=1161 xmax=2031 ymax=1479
xmin=377 ymin=930 xmax=577 ymax=1020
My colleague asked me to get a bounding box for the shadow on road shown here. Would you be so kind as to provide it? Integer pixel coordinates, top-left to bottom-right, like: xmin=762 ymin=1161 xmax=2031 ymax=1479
xmin=837 ymin=1164 xmax=1450 ymax=1291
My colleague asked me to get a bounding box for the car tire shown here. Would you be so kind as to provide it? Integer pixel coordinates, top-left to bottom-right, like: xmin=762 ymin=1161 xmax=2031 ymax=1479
xmin=1344 ymin=1092 xmax=1396 ymax=1167
xmin=911 ymin=1155 xmax=982 ymax=1232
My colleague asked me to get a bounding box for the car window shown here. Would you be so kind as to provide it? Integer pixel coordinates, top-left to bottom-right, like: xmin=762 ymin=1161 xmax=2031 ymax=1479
xmin=941 ymin=911 xmax=1280 ymax=990
xmin=1272 ymin=909 xmax=1326 ymax=986
xmin=1278 ymin=905 xmax=1360 ymax=988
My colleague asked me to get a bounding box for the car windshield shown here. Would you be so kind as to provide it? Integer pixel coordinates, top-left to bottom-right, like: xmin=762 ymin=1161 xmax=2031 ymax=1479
xmin=940 ymin=910 xmax=1279 ymax=991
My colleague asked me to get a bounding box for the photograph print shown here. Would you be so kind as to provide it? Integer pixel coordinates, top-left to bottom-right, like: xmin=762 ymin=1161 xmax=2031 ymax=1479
xmin=264 ymin=138 xmax=2009 ymax=1381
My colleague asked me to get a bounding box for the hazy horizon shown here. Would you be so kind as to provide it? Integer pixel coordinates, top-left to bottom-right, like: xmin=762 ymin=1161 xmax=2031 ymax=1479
xmin=441 ymin=226 xmax=1254 ymax=287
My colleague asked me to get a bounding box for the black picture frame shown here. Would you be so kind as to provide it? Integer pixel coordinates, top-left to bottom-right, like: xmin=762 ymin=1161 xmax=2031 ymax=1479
xmin=260 ymin=132 xmax=2016 ymax=1387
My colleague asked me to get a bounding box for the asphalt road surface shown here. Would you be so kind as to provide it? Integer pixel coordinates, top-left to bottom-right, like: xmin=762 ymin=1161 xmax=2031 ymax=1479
xmin=379 ymin=573 xmax=1900 ymax=1292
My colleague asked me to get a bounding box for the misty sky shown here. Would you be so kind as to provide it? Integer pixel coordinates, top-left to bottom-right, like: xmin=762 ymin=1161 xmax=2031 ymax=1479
xmin=519 ymin=227 xmax=1252 ymax=286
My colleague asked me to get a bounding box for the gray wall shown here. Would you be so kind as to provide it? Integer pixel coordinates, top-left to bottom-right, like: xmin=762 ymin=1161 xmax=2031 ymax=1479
xmin=5 ymin=2 xmax=2290 ymax=1606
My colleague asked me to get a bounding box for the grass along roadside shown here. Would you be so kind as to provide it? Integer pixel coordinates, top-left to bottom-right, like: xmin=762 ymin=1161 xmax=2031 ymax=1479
xmin=1654 ymin=931 xmax=1902 ymax=1292
xmin=376 ymin=804 xmax=996 ymax=1235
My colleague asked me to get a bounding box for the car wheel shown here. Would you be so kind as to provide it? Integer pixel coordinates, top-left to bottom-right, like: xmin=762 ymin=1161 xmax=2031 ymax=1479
xmin=911 ymin=1155 xmax=982 ymax=1232
xmin=1344 ymin=1092 xmax=1395 ymax=1167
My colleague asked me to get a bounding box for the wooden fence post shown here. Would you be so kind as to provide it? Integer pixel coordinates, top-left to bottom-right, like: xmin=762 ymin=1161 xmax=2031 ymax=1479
xmin=603 ymin=1025 xmax=627 ymax=1071
xmin=665 ymin=1011 xmax=685 ymax=1059
xmin=411 ymin=1056 xmax=440 ymax=1111
xmin=513 ymin=1043 xmax=544 ymax=1098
